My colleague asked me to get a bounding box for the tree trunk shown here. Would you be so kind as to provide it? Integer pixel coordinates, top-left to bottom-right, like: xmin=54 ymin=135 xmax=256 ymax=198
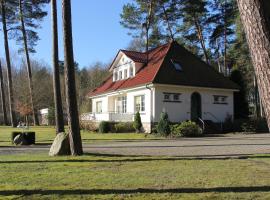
xmin=52 ymin=0 xmax=65 ymax=134
xmin=0 ymin=60 xmax=8 ymax=125
xmin=19 ymin=0 xmax=39 ymax=126
xmin=237 ymin=0 xmax=270 ymax=130
xmin=194 ymin=17 xmax=209 ymax=64
xmin=162 ymin=5 xmax=174 ymax=40
xmin=1 ymin=0 xmax=16 ymax=127
xmin=62 ymin=0 xmax=83 ymax=155
xmin=223 ymin=0 xmax=228 ymax=76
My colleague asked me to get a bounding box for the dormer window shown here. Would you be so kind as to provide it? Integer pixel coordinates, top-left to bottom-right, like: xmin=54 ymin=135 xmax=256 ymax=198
xmin=119 ymin=71 xmax=122 ymax=80
xmin=171 ymin=59 xmax=183 ymax=71
xmin=113 ymin=71 xmax=118 ymax=81
xmin=124 ymin=69 xmax=128 ymax=79
xmin=130 ymin=66 xmax=134 ymax=77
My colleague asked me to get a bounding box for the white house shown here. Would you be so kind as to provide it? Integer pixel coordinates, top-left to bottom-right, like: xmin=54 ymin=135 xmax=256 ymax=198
xmin=83 ymin=41 xmax=239 ymax=132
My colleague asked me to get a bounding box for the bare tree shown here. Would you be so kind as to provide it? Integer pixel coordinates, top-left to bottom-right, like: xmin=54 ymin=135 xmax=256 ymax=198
xmin=62 ymin=0 xmax=83 ymax=155
xmin=237 ymin=0 xmax=270 ymax=129
xmin=52 ymin=0 xmax=64 ymax=134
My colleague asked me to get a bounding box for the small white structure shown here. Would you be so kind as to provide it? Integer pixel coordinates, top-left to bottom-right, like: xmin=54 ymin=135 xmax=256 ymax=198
xmin=83 ymin=41 xmax=239 ymax=132
xmin=40 ymin=108 xmax=49 ymax=125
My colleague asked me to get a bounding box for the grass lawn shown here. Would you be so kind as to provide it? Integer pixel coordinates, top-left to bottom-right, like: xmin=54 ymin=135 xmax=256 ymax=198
xmin=1 ymin=126 xmax=270 ymax=199
xmin=0 ymin=153 xmax=270 ymax=199
xmin=0 ymin=126 xmax=161 ymax=147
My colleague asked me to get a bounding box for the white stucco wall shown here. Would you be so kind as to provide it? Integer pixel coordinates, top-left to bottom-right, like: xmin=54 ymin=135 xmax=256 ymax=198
xmin=90 ymin=84 xmax=234 ymax=125
xmin=154 ymin=85 xmax=234 ymax=123
xmin=91 ymin=87 xmax=152 ymax=123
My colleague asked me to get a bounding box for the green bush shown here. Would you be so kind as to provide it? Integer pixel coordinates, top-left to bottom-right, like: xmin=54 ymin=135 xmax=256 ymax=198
xmin=133 ymin=112 xmax=142 ymax=133
xmin=99 ymin=121 xmax=110 ymax=133
xmin=115 ymin=122 xmax=135 ymax=133
xmin=177 ymin=121 xmax=202 ymax=137
xmin=255 ymin=118 xmax=269 ymax=133
xmin=80 ymin=121 xmax=98 ymax=131
xmin=157 ymin=112 xmax=170 ymax=136
xmin=170 ymin=124 xmax=182 ymax=137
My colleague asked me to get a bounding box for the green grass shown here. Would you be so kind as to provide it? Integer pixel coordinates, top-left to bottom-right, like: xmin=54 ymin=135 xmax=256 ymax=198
xmin=0 ymin=126 xmax=161 ymax=147
xmin=1 ymin=126 xmax=270 ymax=199
xmin=1 ymin=153 xmax=270 ymax=199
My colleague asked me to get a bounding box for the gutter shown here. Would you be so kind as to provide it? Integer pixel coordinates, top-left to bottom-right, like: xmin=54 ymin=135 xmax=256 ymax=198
xmin=146 ymin=83 xmax=153 ymax=133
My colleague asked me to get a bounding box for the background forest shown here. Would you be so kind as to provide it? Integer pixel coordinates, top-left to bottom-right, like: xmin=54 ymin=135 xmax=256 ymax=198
xmin=0 ymin=0 xmax=260 ymax=125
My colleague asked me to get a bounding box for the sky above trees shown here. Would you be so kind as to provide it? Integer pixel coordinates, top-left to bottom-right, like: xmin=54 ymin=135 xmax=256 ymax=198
xmin=0 ymin=0 xmax=132 ymax=68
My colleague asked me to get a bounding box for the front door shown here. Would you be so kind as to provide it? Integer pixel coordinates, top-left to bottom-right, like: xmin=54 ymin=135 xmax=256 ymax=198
xmin=191 ymin=92 xmax=202 ymax=121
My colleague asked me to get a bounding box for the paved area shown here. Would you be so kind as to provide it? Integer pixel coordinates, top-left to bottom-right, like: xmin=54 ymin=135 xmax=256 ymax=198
xmin=1 ymin=134 xmax=270 ymax=157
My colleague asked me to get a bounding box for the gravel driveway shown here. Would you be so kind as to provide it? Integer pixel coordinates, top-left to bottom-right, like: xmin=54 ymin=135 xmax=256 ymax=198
xmin=1 ymin=134 xmax=270 ymax=158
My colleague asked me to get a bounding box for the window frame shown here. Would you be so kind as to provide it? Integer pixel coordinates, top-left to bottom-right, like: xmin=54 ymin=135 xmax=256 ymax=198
xmin=134 ymin=95 xmax=145 ymax=113
xmin=96 ymin=101 xmax=102 ymax=113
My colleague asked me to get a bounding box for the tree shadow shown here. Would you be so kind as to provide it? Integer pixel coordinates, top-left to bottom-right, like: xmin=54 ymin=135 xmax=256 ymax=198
xmin=1 ymin=186 xmax=270 ymax=196
xmin=1 ymin=153 xmax=270 ymax=164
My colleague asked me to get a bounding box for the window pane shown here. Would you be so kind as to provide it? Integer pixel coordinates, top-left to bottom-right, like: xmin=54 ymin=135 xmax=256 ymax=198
xmin=141 ymin=95 xmax=145 ymax=111
xmin=96 ymin=101 xmax=102 ymax=113
xmin=124 ymin=69 xmax=128 ymax=79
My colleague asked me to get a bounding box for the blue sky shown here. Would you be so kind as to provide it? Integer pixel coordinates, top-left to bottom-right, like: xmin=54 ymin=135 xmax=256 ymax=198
xmin=0 ymin=0 xmax=133 ymax=68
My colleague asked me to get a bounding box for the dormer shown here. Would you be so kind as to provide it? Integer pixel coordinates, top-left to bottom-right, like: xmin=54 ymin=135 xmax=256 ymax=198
xmin=109 ymin=50 xmax=147 ymax=82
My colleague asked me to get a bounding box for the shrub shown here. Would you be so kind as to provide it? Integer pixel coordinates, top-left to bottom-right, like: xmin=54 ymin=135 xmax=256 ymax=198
xmin=157 ymin=112 xmax=170 ymax=136
xmin=115 ymin=122 xmax=135 ymax=133
xmin=255 ymin=118 xmax=269 ymax=133
xmin=133 ymin=112 xmax=142 ymax=133
xmin=178 ymin=121 xmax=202 ymax=137
xmin=170 ymin=124 xmax=182 ymax=137
xmin=241 ymin=121 xmax=256 ymax=133
xmin=80 ymin=121 xmax=98 ymax=132
xmin=99 ymin=121 xmax=110 ymax=133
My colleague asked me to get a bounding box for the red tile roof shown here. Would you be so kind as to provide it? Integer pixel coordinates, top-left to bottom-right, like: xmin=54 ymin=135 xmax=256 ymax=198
xmin=88 ymin=42 xmax=171 ymax=97
xmin=88 ymin=41 xmax=239 ymax=97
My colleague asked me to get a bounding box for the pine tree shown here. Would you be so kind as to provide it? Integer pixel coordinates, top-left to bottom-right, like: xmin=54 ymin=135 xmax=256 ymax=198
xmin=62 ymin=0 xmax=83 ymax=155
xmin=51 ymin=0 xmax=64 ymax=134
xmin=0 ymin=59 xmax=7 ymax=125
xmin=0 ymin=0 xmax=17 ymax=127
xmin=237 ymin=0 xmax=270 ymax=129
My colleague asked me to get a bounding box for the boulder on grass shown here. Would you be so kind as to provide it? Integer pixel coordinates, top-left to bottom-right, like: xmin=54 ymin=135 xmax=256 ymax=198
xmin=49 ymin=132 xmax=71 ymax=156
xmin=13 ymin=134 xmax=27 ymax=145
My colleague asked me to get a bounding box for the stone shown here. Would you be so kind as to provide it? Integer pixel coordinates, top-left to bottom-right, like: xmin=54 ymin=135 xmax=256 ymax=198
xmin=13 ymin=134 xmax=27 ymax=145
xmin=49 ymin=132 xmax=71 ymax=156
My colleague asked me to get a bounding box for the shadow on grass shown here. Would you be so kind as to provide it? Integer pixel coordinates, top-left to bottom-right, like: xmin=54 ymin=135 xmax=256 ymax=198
xmin=1 ymin=154 xmax=270 ymax=164
xmin=1 ymin=186 xmax=270 ymax=196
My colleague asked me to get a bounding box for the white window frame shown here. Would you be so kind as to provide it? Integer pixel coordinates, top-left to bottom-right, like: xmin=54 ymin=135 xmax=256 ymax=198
xmin=134 ymin=95 xmax=145 ymax=112
xmin=96 ymin=101 xmax=102 ymax=113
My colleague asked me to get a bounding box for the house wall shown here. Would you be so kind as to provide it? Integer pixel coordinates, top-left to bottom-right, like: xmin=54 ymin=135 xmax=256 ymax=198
xmin=154 ymin=85 xmax=234 ymax=123
xmin=90 ymin=87 xmax=153 ymax=132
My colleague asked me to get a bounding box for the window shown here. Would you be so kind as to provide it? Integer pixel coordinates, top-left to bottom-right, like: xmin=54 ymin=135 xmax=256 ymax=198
xmin=213 ymin=95 xmax=228 ymax=104
xmin=171 ymin=59 xmax=183 ymax=71
xmin=116 ymin=96 xmax=127 ymax=113
xmin=135 ymin=95 xmax=145 ymax=112
xmin=113 ymin=71 xmax=118 ymax=81
xmin=163 ymin=92 xmax=181 ymax=102
xmin=173 ymin=94 xmax=180 ymax=101
xmin=129 ymin=66 xmax=134 ymax=77
xmin=164 ymin=94 xmax=170 ymax=101
xmin=96 ymin=101 xmax=102 ymax=113
xmin=124 ymin=69 xmax=128 ymax=79
xmin=119 ymin=71 xmax=122 ymax=80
